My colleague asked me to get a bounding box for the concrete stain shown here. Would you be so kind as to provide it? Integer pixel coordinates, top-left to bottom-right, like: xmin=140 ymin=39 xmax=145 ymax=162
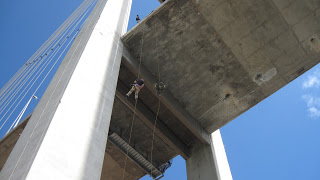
xmin=209 ymin=64 xmax=223 ymax=74
xmin=253 ymin=67 xmax=277 ymax=85
xmin=310 ymin=37 xmax=320 ymax=52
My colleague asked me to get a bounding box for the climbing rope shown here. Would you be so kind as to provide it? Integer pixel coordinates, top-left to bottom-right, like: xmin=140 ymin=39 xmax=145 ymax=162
xmin=121 ymin=98 xmax=138 ymax=180
xmin=121 ymin=22 xmax=146 ymax=180
xmin=150 ymin=14 xmax=162 ymax=178
xmin=150 ymin=98 xmax=161 ymax=177
xmin=121 ymin=15 xmax=163 ymax=180
xmin=137 ymin=24 xmax=145 ymax=79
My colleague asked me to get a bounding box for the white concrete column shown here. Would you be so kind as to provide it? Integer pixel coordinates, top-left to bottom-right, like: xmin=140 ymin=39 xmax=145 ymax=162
xmin=0 ymin=0 xmax=132 ymax=179
xmin=186 ymin=129 xmax=232 ymax=180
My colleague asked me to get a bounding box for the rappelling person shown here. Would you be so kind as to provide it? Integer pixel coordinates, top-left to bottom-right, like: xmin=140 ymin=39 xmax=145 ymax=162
xmin=158 ymin=160 xmax=172 ymax=173
xmin=155 ymin=82 xmax=166 ymax=95
xmin=125 ymin=78 xmax=144 ymax=99
xmin=136 ymin=15 xmax=141 ymax=23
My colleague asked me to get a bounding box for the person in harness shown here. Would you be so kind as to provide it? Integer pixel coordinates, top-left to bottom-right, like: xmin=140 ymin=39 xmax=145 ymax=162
xmin=126 ymin=78 xmax=144 ymax=99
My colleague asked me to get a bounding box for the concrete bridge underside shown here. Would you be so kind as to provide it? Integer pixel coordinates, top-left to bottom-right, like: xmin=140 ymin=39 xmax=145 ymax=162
xmin=1 ymin=0 xmax=320 ymax=179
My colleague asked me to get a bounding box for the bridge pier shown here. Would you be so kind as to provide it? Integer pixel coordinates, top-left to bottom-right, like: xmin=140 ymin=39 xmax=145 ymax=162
xmin=0 ymin=0 xmax=131 ymax=179
xmin=186 ymin=130 xmax=232 ymax=180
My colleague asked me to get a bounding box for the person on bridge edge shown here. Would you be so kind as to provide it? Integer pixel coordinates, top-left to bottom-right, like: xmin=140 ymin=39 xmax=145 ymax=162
xmin=136 ymin=15 xmax=140 ymax=23
xmin=126 ymin=78 xmax=144 ymax=99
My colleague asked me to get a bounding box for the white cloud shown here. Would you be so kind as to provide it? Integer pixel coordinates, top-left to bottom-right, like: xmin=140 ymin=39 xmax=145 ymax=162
xmin=303 ymin=75 xmax=320 ymax=88
xmin=302 ymin=95 xmax=320 ymax=107
xmin=302 ymin=94 xmax=320 ymax=118
xmin=301 ymin=69 xmax=320 ymax=118
xmin=303 ymin=69 xmax=320 ymax=89
xmin=308 ymin=107 xmax=320 ymax=118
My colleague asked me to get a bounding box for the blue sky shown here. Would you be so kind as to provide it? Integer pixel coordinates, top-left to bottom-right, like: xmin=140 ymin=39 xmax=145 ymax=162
xmin=0 ymin=0 xmax=319 ymax=180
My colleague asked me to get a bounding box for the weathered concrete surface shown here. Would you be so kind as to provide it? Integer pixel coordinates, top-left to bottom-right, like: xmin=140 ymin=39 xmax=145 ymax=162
xmin=122 ymin=46 xmax=211 ymax=144
xmin=186 ymin=142 xmax=219 ymax=180
xmin=122 ymin=0 xmax=320 ymax=133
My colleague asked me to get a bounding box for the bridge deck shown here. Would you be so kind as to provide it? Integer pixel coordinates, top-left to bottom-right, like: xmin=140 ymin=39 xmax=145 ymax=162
xmin=122 ymin=0 xmax=320 ymax=133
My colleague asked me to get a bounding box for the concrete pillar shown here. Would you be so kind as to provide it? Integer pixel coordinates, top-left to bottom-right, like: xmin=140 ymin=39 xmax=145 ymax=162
xmin=0 ymin=0 xmax=131 ymax=179
xmin=186 ymin=130 xmax=232 ymax=180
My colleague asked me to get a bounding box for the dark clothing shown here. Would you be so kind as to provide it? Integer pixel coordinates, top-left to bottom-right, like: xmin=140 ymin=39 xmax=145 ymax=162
xmin=135 ymin=78 xmax=144 ymax=86
xmin=155 ymin=82 xmax=165 ymax=94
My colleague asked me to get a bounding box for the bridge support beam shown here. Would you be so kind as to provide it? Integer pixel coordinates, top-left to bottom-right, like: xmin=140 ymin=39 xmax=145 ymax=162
xmin=0 ymin=0 xmax=132 ymax=179
xmin=186 ymin=130 xmax=232 ymax=180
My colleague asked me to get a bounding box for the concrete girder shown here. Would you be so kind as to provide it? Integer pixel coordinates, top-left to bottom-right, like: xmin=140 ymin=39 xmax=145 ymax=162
xmin=116 ymin=80 xmax=191 ymax=159
xmin=121 ymin=47 xmax=211 ymax=145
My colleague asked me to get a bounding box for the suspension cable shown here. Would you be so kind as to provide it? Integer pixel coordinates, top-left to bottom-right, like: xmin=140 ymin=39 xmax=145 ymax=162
xmin=0 ymin=0 xmax=92 ymax=107
xmin=0 ymin=2 xmax=84 ymax=102
xmin=6 ymin=96 xmax=33 ymax=135
xmin=7 ymin=0 xmax=98 ymax=178
xmin=0 ymin=0 xmax=95 ymax=133
xmin=0 ymin=31 xmax=75 ymax=130
xmin=0 ymin=0 xmax=90 ymax=111
xmin=0 ymin=14 xmax=81 ymax=125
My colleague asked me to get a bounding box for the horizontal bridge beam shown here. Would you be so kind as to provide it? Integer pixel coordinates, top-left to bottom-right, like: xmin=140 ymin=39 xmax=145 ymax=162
xmin=121 ymin=46 xmax=211 ymax=145
xmin=116 ymin=80 xmax=190 ymax=159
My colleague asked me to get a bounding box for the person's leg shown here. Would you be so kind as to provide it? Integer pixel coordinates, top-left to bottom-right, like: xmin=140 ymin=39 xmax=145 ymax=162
xmin=126 ymin=86 xmax=135 ymax=97
xmin=134 ymin=86 xmax=140 ymax=99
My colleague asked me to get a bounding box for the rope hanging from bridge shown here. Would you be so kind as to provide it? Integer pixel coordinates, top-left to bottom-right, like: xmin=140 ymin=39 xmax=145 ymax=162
xmin=0 ymin=0 xmax=97 ymax=137
xmin=150 ymin=14 xmax=162 ymax=179
xmin=121 ymin=21 xmax=146 ymax=180
xmin=121 ymin=14 xmax=167 ymax=180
